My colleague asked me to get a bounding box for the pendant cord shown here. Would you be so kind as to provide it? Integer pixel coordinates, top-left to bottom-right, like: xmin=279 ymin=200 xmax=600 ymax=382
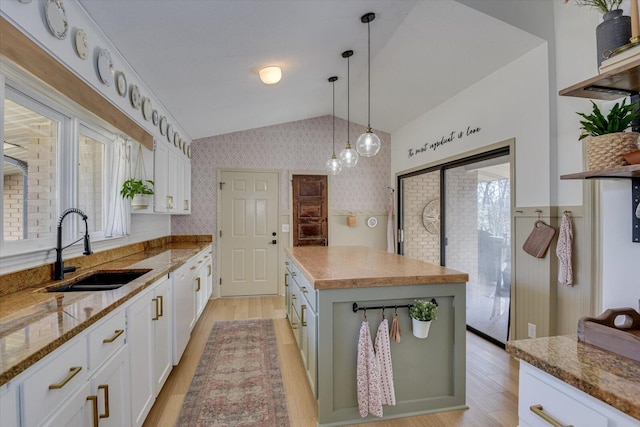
xmin=367 ymin=20 xmax=371 ymax=127
xmin=332 ymin=80 xmax=336 ymax=155
xmin=347 ymin=54 xmax=350 ymax=143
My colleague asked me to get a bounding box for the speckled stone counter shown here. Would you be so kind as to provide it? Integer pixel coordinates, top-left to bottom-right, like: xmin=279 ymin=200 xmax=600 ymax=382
xmin=0 ymin=235 xmax=212 ymax=386
xmin=507 ymin=335 xmax=640 ymax=420
xmin=285 ymin=246 xmax=468 ymax=289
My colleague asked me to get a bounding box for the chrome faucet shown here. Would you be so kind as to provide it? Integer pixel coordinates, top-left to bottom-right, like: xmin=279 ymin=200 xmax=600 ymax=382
xmin=54 ymin=208 xmax=93 ymax=280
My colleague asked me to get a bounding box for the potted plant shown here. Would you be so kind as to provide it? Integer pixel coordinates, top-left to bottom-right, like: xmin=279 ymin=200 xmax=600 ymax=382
xmin=409 ymin=299 xmax=438 ymax=339
xmin=567 ymin=0 xmax=630 ymax=67
xmin=577 ymin=99 xmax=640 ymax=170
xmin=120 ymin=178 xmax=155 ymax=210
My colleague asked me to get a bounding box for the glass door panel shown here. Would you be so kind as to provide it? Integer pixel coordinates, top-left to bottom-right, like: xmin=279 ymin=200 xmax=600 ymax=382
xmin=400 ymin=170 xmax=440 ymax=264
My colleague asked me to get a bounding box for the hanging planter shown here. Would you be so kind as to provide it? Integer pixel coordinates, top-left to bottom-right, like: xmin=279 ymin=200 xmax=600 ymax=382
xmin=409 ymin=299 xmax=438 ymax=339
xmin=120 ymin=144 xmax=154 ymax=209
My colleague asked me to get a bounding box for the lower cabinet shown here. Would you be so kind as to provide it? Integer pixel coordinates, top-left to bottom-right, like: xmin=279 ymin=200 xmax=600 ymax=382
xmin=41 ymin=382 xmax=92 ymax=427
xmin=89 ymin=347 xmax=130 ymax=427
xmin=519 ymin=361 xmax=638 ymax=427
xmin=0 ymin=383 xmax=18 ymax=427
xmin=128 ymin=275 xmax=173 ymax=427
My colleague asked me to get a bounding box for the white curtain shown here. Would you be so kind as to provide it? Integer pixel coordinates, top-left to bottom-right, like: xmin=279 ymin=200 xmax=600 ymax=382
xmin=105 ymin=136 xmax=130 ymax=237
xmin=386 ymin=192 xmax=396 ymax=253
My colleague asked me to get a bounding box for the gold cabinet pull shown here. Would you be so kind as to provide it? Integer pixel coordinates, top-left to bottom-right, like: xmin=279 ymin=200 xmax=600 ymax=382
xmin=290 ymin=322 xmax=299 ymax=329
xmin=87 ymin=395 xmax=98 ymax=427
xmin=291 ymin=294 xmax=297 ymax=300
xmin=158 ymin=295 xmax=164 ymax=317
xmin=284 ymin=273 xmax=289 ymax=287
xmin=48 ymin=366 xmax=82 ymax=389
xmin=195 ymin=277 xmax=201 ymax=292
xmin=102 ymin=329 xmax=124 ymax=343
xmin=152 ymin=297 xmax=160 ymax=321
xmin=301 ymin=286 xmax=308 ymax=294
xmin=285 ymin=261 xmax=289 ymax=266
xmin=301 ymin=304 xmax=307 ymax=327
xmin=291 ymin=271 xmax=297 ymax=277
xmin=207 ymin=265 xmax=212 ymax=276
xmin=530 ymin=405 xmax=573 ymax=427
xmin=98 ymin=384 xmax=110 ymax=418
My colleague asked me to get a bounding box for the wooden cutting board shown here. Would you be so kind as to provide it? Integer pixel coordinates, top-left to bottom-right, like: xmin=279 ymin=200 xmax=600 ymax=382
xmin=522 ymin=220 xmax=556 ymax=258
xmin=578 ymin=308 xmax=640 ymax=363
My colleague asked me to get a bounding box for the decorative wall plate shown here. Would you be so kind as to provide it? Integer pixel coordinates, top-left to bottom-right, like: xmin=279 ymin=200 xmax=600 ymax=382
xmin=174 ymin=132 xmax=179 ymax=147
xmin=130 ymin=84 xmax=141 ymax=109
xmin=179 ymin=138 xmax=184 ymax=151
xmin=159 ymin=116 xmax=167 ymax=135
xmin=187 ymin=145 xmax=191 ymax=158
xmin=142 ymin=97 xmax=152 ymax=121
xmin=18 ymin=0 xmax=33 ymax=3
xmin=97 ymin=49 xmax=113 ymax=86
xmin=166 ymin=124 xmax=174 ymax=143
xmin=45 ymin=0 xmax=68 ymax=40
xmin=367 ymin=217 xmax=378 ymax=228
xmin=74 ymin=28 xmax=88 ymax=59
xmin=115 ymin=71 xmax=127 ymax=97
xmin=152 ymin=110 xmax=159 ymax=125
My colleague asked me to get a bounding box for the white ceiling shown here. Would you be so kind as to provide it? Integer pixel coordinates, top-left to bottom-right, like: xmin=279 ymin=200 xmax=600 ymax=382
xmin=77 ymin=0 xmax=544 ymax=140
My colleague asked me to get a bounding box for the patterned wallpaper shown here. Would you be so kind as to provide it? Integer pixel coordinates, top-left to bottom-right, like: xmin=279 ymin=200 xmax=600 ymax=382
xmin=171 ymin=115 xmax=391 ymax=236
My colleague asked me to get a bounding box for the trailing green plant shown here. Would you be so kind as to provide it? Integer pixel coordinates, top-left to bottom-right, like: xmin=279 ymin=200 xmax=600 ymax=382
xmin=566 ymin=0 xmax=623 ymax=15
xmin=577 ymin=99 xmax=640 ymax=140
xmin=409 ymin=299 xmax=438 ymax=322
xmin=120 ymin=179 xmax=155 ymax=199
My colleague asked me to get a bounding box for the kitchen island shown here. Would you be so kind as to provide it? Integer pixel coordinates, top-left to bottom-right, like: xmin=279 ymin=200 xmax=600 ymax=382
xmin=284 ymin=246 xmax=469 ymax=426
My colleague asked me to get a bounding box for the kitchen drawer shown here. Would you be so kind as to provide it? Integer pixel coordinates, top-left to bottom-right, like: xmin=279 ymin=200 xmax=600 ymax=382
xmin=519 ymin=362 xmax=608 ymax=427
xmin=22 ymin=336 xmax=88 ymax=427
xmin=295 ymin=272 xmax=317 ymax=313
xmin=285 ymin=257 xmax=295 ymax=275
xmin=88 ymin=309 xmax=126 ymax=370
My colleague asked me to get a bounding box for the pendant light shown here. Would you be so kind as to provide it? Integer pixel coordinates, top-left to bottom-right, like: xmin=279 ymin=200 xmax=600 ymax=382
xmin=326 ymin=76 xmax=343 ymax=175
xmin=356 ymin=12 xmax=381 ymax=157
xmin=338 ymin=50 xmax=358 ymax=168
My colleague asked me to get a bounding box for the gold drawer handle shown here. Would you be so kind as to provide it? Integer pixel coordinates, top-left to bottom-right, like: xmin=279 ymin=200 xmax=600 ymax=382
xmin=530 ymin=404 xmax=573 ymax=427
xmin=102 ymin=329 xmax=124 ymax=343
xmin=87 ymin=395 xmax=98 ymax=427
xmin=158 ymin=295 xmax=164 ymax=317
xmin=152 ymin=297 xmax=160 ymax=321
xmin=49 ymin=366 xmax=82 ymax=389
xmin=301 ymin=304 xmax=307 ymax=327
xmin=284 ymin=273 xmax=289 ymax=287
xmin=208 ymin=265 xmax=212 ymax=276
xmin=98 ymin=384 xmax=110 ymax=418
xmin=291 ymin=271 xmax=297 ymax=277
xmin=301 ymin=286 xmax=308 ymax=294
xmin=196 ymin=277 xmax=201 ymax=292
xmin=290 ymin=322 xmax=299 ymax=330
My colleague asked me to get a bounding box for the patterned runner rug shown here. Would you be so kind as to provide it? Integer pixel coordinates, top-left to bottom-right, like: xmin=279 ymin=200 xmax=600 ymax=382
xmin=176 ymin=319 xmax=290 ymax=426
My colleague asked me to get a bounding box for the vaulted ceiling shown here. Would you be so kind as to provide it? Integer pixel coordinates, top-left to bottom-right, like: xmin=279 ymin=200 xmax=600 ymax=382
xmin=78 ymin=0 xmax=545 ymax=140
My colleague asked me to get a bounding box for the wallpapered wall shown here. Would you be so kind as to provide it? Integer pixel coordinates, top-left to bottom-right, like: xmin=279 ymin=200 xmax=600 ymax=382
xmin=171 ymin=115 xmax=391 ymax=237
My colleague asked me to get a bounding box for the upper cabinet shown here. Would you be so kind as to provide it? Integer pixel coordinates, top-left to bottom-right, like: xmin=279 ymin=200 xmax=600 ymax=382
xmin=153 ymin=141 xmax=191 ymax=215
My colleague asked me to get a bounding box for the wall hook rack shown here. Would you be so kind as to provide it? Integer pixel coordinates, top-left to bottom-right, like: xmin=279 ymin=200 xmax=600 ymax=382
xmin=352 ymin=298 xmax=438 ymax=315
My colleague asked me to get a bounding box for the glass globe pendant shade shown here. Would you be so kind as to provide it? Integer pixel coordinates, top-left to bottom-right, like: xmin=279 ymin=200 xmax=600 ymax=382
xmin=338 ymin=142 xmax=358 ymax=167
xmin=326 ymin=153 xmax=343 ymax=175
xmin=356 ymin=127 xmax=381 ymax=157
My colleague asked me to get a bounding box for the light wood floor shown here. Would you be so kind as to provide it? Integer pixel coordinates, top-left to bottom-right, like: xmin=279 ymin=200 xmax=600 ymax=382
xmin=143 ymin=297 xmax=519 ymax=427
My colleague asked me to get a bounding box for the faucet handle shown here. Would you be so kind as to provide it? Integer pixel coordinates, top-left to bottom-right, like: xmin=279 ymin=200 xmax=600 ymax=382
xmin=63 ymin=266 xmax=77 ymax=273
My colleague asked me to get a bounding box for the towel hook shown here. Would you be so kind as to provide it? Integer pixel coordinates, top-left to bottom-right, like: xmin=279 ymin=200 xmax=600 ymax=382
xmin=363 ymin=307 xmax=367 ymax=320
xmin=381 ymin=305 xmax=385 ymax=319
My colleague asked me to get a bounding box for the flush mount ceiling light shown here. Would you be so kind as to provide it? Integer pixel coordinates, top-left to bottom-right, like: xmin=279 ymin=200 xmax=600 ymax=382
xmin=356 ymin=12 xmax=381 ymax=157
xmin=338 ymin=50 xmax=358 ymax=168
xmin=259 ymin=66 xmax=282 ymax=84
xmin=326 ymin=76 xmax=343 ymax=176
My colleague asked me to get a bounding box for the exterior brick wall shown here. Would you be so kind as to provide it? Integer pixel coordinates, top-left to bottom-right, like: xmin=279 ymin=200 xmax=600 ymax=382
xmin=26 ymin=126 xmax=57 ymax=239
xmin=3 ymin=173 xmax=24 ymax=240
xmin=402 ymin=171 xmax=440 ymax=264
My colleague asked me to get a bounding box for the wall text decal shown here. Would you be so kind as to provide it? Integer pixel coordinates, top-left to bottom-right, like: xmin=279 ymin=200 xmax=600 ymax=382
xmin=408 ymin=125 xmax=481 ymax=158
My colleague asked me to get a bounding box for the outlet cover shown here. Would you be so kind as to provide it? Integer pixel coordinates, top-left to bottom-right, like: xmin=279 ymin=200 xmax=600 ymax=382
xmin=527 ymin=323 xmax=536 ymax=338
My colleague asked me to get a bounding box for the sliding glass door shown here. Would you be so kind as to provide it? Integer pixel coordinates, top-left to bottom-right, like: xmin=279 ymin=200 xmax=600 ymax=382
xmin=399 ymin=148 xmax=511 ymax=345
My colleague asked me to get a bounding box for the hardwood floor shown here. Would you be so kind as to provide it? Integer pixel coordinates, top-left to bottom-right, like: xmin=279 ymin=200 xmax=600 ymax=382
xmin=143 ymin=297 xmax=519 ymax=427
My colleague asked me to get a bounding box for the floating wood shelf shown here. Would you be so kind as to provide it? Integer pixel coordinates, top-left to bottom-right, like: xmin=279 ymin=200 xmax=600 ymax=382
xmin=560 ymin=164 xmax=640 ymax=180
xmin=559 ymin=57 xmax=640 ymax=100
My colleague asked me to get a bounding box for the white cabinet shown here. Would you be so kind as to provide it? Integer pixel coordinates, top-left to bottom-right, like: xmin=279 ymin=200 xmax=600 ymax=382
xmin=153 ymin=140 xmax=191 ymax=215
xmin=127 ymin=275 xmax=173 ymax=427
xmin=195 ymin=250 xmax=212 ymax=318
xmin=519 ymin=361 xmax=638 ymax=427
xmin=0 ymin=383 xmax=18 ymax=427
xmin=88 ymin=347 xmax=130 ymax=427
xmin=41 ymin=382 xmax=92 ymax=427
xmin=172 ymin=262 xmax=196 ymax=365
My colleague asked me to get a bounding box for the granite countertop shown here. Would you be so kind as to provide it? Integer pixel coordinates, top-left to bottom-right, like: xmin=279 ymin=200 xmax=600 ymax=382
xmin=0 ymin=237 xmax=212 ymax=386
xmin=507 ymin=335 xmax=640 ymax=420
xmin=285 ymin=246 xmax=468 ymax=290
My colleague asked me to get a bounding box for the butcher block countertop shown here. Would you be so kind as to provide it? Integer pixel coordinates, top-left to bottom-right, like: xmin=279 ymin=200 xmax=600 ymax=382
xmin=285 ymin=246 xmax=468 ymax=290
xmin=507 ymin=335 xmax=640 ymax=420
xmin=0 ymin=235 xmax=212 ymax=386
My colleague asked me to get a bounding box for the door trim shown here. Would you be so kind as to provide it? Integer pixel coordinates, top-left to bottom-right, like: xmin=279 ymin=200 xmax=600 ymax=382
xmin=216 ymin=168 xmax=281 ymax=297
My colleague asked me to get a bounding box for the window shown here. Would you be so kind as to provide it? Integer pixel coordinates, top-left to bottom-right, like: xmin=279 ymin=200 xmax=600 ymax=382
xmin=78 ymin=125 xmax=108 ymax=235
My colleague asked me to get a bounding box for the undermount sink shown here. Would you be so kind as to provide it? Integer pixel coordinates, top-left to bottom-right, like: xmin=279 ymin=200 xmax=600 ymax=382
xmin=48 ymin=269 xmax=151 ymax=292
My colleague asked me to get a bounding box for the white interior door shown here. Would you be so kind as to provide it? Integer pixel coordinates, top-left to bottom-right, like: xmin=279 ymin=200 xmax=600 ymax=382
xmin=220 ymin=170 xmax=279 ymax=296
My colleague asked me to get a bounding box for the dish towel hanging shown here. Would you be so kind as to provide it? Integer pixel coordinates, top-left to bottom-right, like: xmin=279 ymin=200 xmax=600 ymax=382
xmin=356 ymin=320 xmax=383 ymax=418
xmin=375 ymin=318 xmax=396 ymax=406
xmin=389 ymin=313 xmax=401 ymax=343
xmin=557 ymin=211 xmax=574 ymax=286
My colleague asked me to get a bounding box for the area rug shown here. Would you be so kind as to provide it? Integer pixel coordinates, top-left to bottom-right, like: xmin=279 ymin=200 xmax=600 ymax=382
xmin=175 ymin=319 xmax=290 ymax=426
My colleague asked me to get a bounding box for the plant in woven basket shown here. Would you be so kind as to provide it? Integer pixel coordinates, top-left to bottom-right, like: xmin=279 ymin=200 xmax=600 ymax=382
xmin=565 ymin=0 xmax=623 ymax=15
xmin=576 ymin=99 xmax=640 ymax=169
xmin=577 ymin=99 xmax=640 ymax=140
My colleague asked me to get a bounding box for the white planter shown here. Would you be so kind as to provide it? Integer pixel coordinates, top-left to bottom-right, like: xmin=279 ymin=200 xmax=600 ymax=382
xmin=412 ymin=318 xmax=432 ymax=339
xmin=131 ymin=194 xmax=150 ymax=210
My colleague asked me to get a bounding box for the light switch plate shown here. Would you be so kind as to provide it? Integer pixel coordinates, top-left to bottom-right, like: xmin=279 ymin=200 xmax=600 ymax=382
xmin=282 ymin=224 xmax=290 ymax=233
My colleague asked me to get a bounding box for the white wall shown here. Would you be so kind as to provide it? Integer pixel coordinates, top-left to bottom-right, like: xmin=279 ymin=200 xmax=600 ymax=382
xmin=392 ymin=44 xmax=550 ymax=208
